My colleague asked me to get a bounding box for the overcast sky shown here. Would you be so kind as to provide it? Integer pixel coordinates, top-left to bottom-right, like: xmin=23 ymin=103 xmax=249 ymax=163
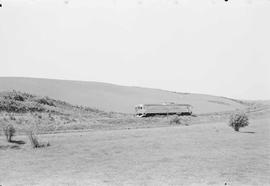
xmin=0 ymin=0 xmax=269 ymax=100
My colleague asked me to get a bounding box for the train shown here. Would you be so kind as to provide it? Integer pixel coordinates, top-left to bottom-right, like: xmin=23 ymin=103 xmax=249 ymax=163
xmin=135 ymin=103 xmax=192 ymax=117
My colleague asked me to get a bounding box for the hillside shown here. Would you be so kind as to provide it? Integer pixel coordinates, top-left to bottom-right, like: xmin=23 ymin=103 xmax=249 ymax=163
xmin=0 ymin=77 xmax=251 ymax=114
xmin=0 ymin=90 xmax=105 ymax=115
xmin=0 ymin=91 xmax=118 ymax=133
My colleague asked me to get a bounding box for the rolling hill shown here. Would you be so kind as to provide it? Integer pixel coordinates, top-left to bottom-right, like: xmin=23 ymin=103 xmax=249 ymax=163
xmin=0 ymin=77 xmax=248 ymax=114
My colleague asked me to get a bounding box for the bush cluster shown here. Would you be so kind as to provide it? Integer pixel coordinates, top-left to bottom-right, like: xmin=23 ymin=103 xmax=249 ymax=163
xmin=0 ymin=99 xmax=46 ymax=112
xmin=0 ymin=91 xmax=57 ymax=113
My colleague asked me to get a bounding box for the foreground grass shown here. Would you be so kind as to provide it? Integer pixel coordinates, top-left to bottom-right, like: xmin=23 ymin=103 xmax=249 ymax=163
xmin=0 ymin=118 xmax=269 ymax=186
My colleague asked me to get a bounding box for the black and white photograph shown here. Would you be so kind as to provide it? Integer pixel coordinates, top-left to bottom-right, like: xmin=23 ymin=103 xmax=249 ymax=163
xmin=0 ymin=0 xmax=269 ymax=185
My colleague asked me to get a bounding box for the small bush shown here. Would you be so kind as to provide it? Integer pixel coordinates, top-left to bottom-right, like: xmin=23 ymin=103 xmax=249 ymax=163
xmin=9 ymin=114 xmax=16 ymax=120
xmin=229 ymin=112 xmax=249 ymax=132
xmin=35 ymin=97 xmax=55 ymax=107
xmin=169 ymin=115 xmax=190 ymax=126
xmin=48 ymin=113 xmax=55 ymax=121
xmin=28 ymin=131 xmax=50 ymax=148
xmin=170 ymin=115 xmax=182 ymax=125
xmin=3 ymin=124 xmax=16 ymax=142
xmin=28 ymin=131 xmax=39 ymax=148
xmin=13 ymin=94 xmax=25 ymax=101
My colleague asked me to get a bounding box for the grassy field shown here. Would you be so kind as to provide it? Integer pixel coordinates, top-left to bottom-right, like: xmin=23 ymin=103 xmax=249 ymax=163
xmin=1 ymin=117 xmax=269 ymax=186
xmin=0 ymin=91 xmax=269 ymax=185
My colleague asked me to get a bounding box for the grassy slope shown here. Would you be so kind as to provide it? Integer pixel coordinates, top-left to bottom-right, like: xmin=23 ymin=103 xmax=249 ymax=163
xmin=0 ymin=90 xmax=269 ymax=134
xmin=0 ymin=118 xmax=269 ymax=186
xmin=0 ymin=91 xmax=119 ymax=133
xmin=0 ymin=77 xmax=248 ymax=114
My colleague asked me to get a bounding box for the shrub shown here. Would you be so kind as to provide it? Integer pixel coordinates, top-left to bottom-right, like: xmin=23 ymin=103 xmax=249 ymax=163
xmin=28 ymin=131 xmax=40 ymax=148
xmin=13 ymin=94 xmax=25 ymax=101
xmin=229 ymin=112 xmax=249 ymax=132
xmin=170 ymin=115 xmax=182 ymax=125
xmin=28 ymin=131 xmax=50 ymax=148
xmin=35 ymin=97 xmax=55 ymax=107
xmin=9 ymin=114 xmax=16 ymax=120
xmin=3 ymin=124 xmax=16 ymax=142
xmin=48 ymin=113 xmax=55 ymax=121
xmin=37 ymin=114 xmax=42 ymax=119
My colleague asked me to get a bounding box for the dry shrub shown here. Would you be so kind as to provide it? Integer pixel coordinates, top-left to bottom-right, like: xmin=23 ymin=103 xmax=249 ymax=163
xmin=169 ymin=115 xmax=190 ymax=126
xmin=3 ymin=124 xmax=16 ymax=142
xmin=229 ymin=112 xmax=249 ymax=132
xmin=28 ymin=131 xmax=50 ymax=148
xmin=35 ymin=97 xmax=55 ymax=107
xmin=9 ymin=114 xmax=16 ymax=120
xmin=170 ymin=115 xmax=182 ymax=125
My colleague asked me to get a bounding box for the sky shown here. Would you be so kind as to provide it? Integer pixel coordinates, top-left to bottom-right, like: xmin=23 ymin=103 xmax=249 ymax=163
xmin=0 ymin=0 xmax=270 ymax=100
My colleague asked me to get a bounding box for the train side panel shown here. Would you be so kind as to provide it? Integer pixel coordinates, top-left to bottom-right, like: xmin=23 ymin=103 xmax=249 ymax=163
xmin=136 ymin=104 xmax=192 ymax=116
